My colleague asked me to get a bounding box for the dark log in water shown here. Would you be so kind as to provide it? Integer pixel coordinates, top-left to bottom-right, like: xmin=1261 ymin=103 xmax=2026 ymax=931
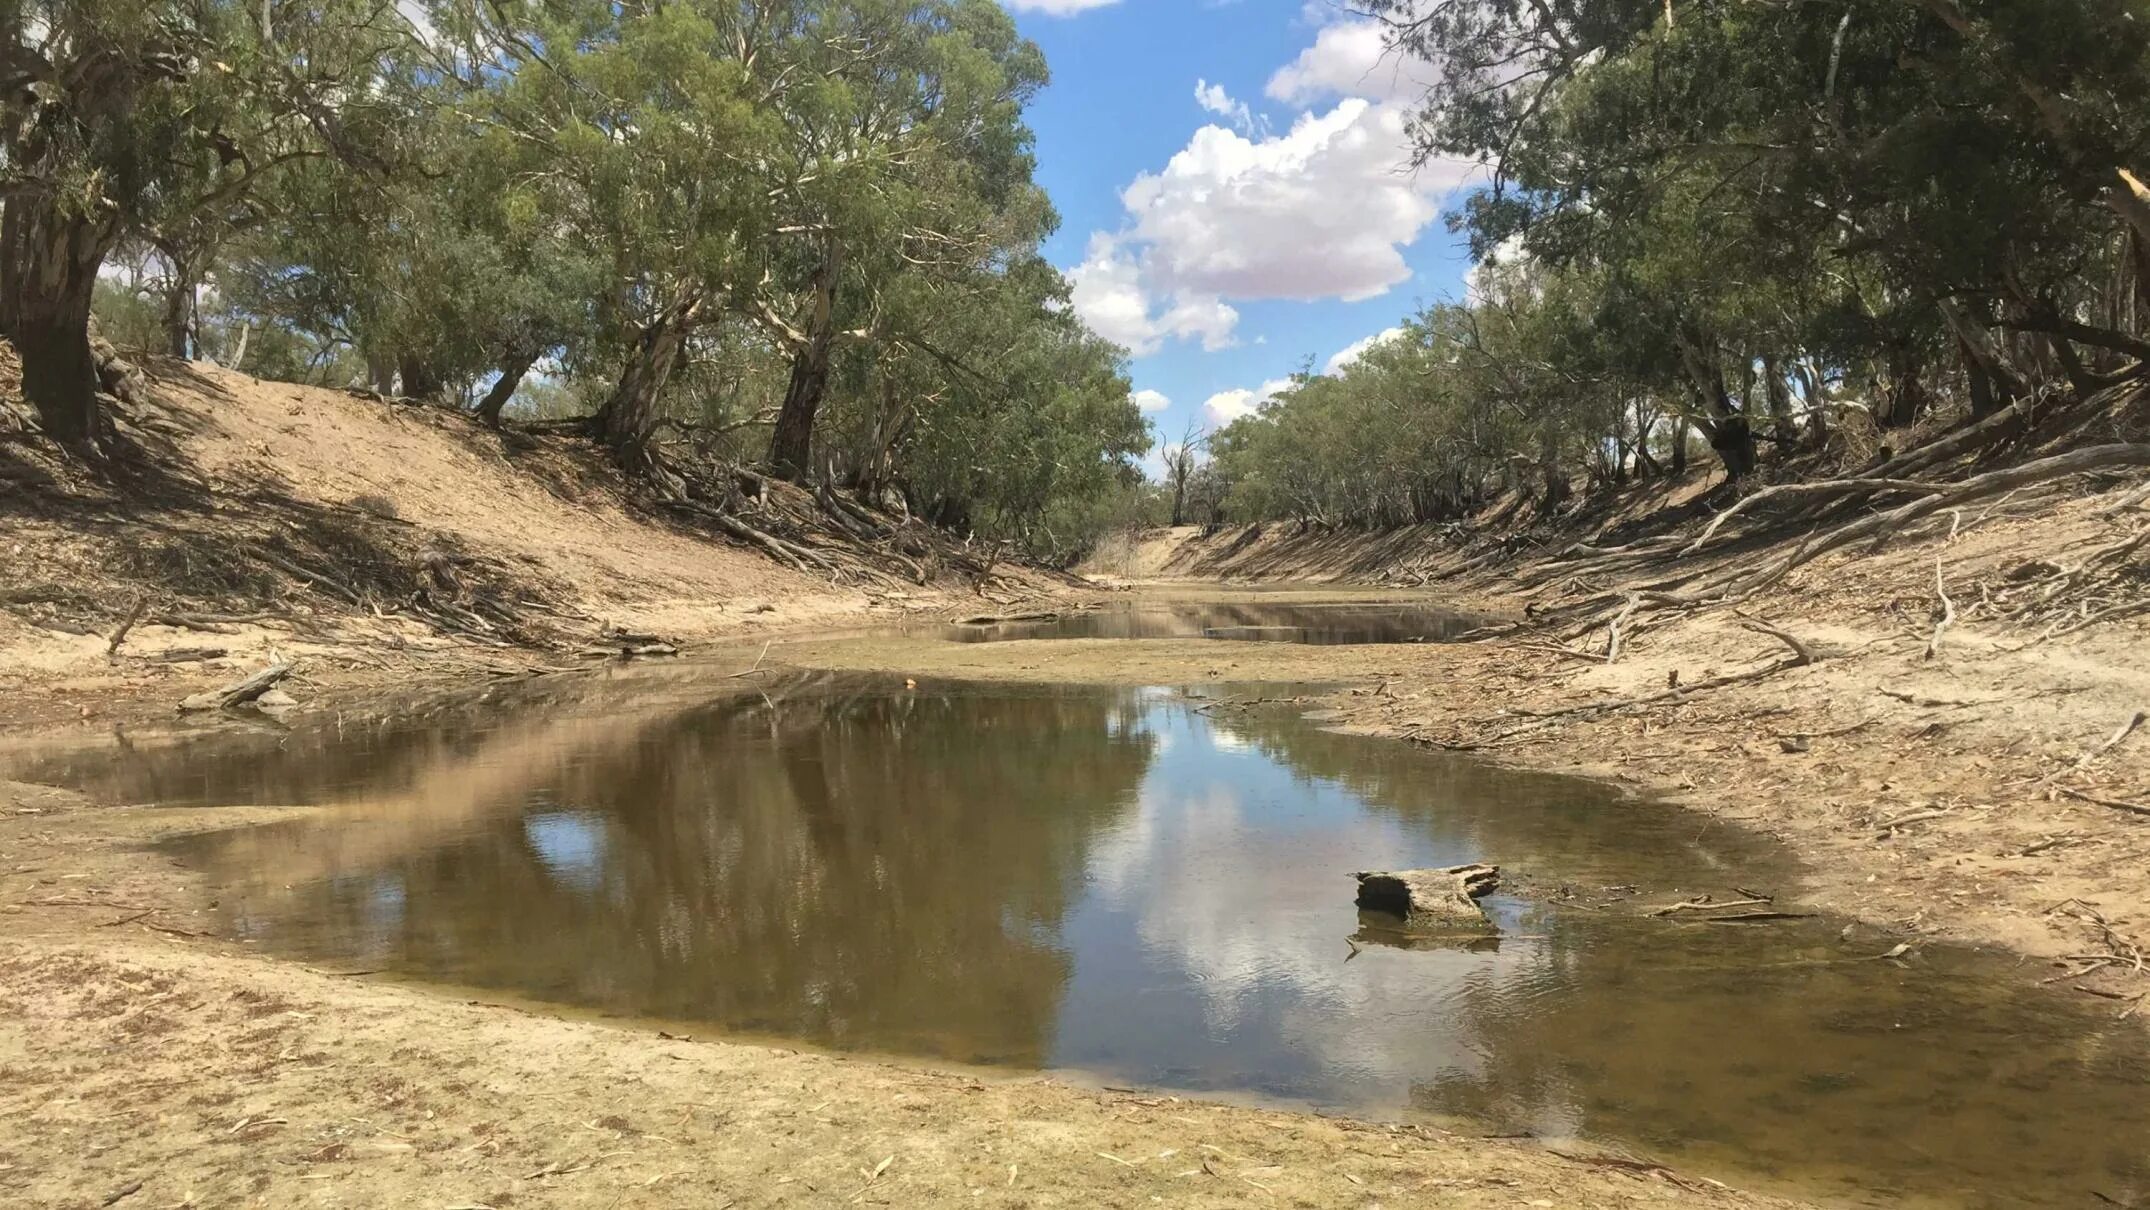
xmin=1353 ymin=864 xmax=1499 ymax=930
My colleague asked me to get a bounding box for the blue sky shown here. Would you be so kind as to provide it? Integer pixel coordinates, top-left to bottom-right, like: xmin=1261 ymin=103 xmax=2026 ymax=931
xmin=1005 ymin=0 xmax=1482 ymax=469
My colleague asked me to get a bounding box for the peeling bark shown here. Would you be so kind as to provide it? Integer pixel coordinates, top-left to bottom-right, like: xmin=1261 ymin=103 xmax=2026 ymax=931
xmin=766 ymin=243 xmax=845 ymax=481
xmin=595 ymin=292 xmax=703 ymax=469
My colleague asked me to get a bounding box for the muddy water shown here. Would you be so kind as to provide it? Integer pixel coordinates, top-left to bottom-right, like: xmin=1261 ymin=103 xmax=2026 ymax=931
xmin=37 ymin=671 xmax=2150 ymax=1207
xmin=938 ymin=599 xmax=1486 ymax=644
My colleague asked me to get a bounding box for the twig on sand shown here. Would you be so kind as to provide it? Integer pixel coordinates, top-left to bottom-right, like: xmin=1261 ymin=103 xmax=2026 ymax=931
xmin=2043 ymin=711 xmax=2149 ymax=786
xmin=1735 ymin=615 xmax=1816 ymax=665
xmin=1925 ymin=558 xmax=1957 ymax=661
xmin=2055 ymin=786 xmax=2150 ymax=817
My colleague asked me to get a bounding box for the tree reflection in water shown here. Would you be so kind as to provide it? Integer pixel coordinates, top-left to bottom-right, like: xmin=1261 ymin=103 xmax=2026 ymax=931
xmin=107 ymin=676 xmax=2150 ymax=1207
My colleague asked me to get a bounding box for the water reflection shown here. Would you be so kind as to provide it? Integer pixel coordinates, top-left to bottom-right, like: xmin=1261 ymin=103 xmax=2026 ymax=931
xmin=27 ymin=673 xmax=2150 ymax=1208
xmin=938 ymin=601 xmax=1485 ymax=645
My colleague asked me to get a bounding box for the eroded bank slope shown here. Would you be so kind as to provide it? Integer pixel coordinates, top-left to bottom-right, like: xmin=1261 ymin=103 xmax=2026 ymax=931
xmin=1 ymin=352 xmax=1061 ymax=729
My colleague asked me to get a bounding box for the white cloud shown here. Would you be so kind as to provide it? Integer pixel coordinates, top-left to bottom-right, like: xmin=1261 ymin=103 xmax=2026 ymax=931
xmin=1132 ymin=388 xmax=1171 ymax=414
xmin=1063 ymin=17 xmax=1477 ymax=359
xmin=1325 ymin=325 xmax=1407 ymax=374
xmin=1067 ymin=234 xmax=1239 ymax=356
xmin=1121 ymin=98 xmax=1465 ymax=304
xmin=1194 ymin=79 xmax=1268 ymax=138
xmin=396 ymin=0 xmax=440 ymax=45
xmin=1266 ymin=19 xmax=1433 ymax=106
xmin=1203 ymin=376 xmax=1293 ymax=426
xmin=1463 ymin=232 xmax=1530 ymax=302
xmin=1000 ymin=0 xmax=1120 ymax=13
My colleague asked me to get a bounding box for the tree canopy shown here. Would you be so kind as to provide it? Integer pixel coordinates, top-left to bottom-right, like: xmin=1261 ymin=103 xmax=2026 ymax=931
xmin=1201 ymin=0 xmax=2150 ymax=527
xmin=19 ymin=0 xmax=1147 ymax=560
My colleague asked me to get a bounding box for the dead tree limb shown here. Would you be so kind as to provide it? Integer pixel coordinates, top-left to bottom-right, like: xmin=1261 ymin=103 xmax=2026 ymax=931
xmin=1717 ymin=445 xmax=2150 ymax=609
xmin=257 ymin=550 xmax=366 ymax=606
xmin=2056 ymin=786 xmax=2150 ymax=817
xmin=1683 ymin=479 xmax=1946 ymax=557
xmin=1735 ymin=615 xmax=1817 ymax=665
xmin=1604 ymin=593 xmax=1640 ymax=663
xmin=177 ymin=662 xmax=294 ymax=712
xmin=1925 ymin=558 xmax=1958 ymax=661
xmin=105 ymin=596 xmax=147 ymax=657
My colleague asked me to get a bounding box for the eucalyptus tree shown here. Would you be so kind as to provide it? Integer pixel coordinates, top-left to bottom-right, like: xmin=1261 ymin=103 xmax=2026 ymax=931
xmin=745 ymin=0 xmax=1055 ymax=480
xmin=849 ymin=256 xmax=1146 ymax=543
xmin=1377 ymin=0 xmax=2150 ymax=433
xmin=460 ymin=0 xmax=777 ymax=469
xmin=0 ymin=0 xmax=417 ymax=444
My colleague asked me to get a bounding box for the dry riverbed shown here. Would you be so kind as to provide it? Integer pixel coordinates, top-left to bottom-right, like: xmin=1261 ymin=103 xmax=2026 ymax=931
xmin=5 ymin=570 xmax=2148 ymax=1208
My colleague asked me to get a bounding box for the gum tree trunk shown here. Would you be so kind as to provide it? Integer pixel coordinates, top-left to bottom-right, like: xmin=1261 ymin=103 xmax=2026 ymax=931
xmin=0 ymin=201 xmax=119 ymax=446
xmin=1678 ymin=334 xmax=1757 ymax=479
xmin=595 ymin=292 xmax=702 ymax=469
xmin=766 ymin=244 xmax=844 ymax=481
xmin=475 ymin=346 xmax=538 ymax=427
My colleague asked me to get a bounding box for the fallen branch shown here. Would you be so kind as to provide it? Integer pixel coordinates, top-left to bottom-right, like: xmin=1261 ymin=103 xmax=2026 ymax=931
xmin=1682 ymin=478 xmax=1946 ymax=557
xmin=105 ymin=596 xmax=147 ymax=656
xmin=1604 ymin=594 xmax=1640 ymax=663
xmin=1735 ymin=616 xmax=1816 ymax=665
xmin=728 ymin=641 xmax=774 ymax=677
xmin=1925 ymin=558 xmax=1957 ymax=661
xmin=177 ymin=662 xmax=294 ymax=712
xmin=2056 ymin=786 xmax=2150 ymax=817
xmin=662 ymin=499 xmax=831 ymax=575
xmin=1678 ymin=444 xmax=2150 ymax=621
xmin=1651 ymin=897 xmax=1773 ymax=917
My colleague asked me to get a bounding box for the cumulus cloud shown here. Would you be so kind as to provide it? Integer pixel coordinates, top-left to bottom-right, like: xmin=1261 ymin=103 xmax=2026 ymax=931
xmin=1265 ymin=19 xmax=1432 ymax=106
xmin=1132 ymin=388 xmax=1171 ymax=414
xmin=1067 ymin=234 xmax=1240 ymax=356
xmin=1121 ymin=99 xmax=1465 ymax=305
xmin=1064 ymin=17 xmax=1478 ymax=359
xmin=1194 ymin=79 xmax=1268 ymax=137
xmin=1325 ymin=325 xmax=1407 ymax=374
xmin=1203 ymin=376 xmax=1294 ymax=426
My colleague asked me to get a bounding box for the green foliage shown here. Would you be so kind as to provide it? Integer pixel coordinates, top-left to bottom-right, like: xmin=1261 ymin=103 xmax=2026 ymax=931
xmin=1207 ymin=0 xmax=2150 ymax=527
xmin=8 ymin=0 xmax=1148 ymax=559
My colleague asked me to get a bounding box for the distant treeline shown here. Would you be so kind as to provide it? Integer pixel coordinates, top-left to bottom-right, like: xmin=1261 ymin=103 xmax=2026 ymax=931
xmin=1189 ymin=0 xmax=2150 ymax=529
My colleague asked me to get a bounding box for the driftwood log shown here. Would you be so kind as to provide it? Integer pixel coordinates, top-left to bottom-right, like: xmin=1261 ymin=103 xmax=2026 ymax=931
xmin=1354 ymin=864 xmax=1499 ymax=931
xmin=177 ymin=662 xmax=294 ymax=712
